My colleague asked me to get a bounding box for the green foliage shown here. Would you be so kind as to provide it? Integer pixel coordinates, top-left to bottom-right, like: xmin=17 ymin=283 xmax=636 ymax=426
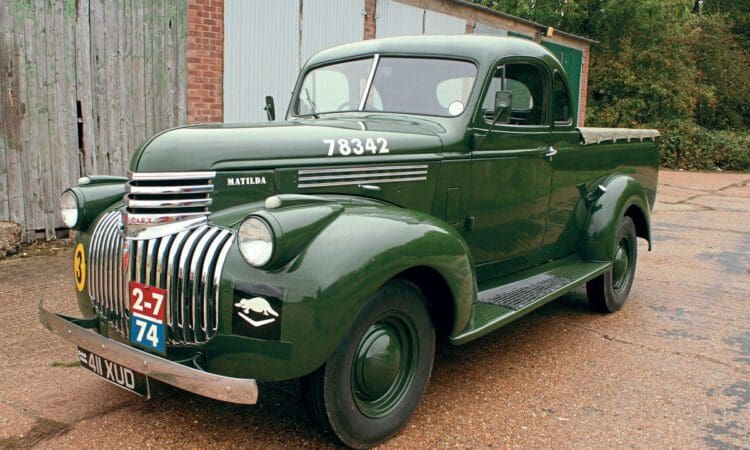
xmin=661 ymin=124 xmax=750 ymax=172
xmin=693 ymin=14 xmax=750 ymax=130
xmin=701 ymin=0 xmax=750 ymax=50
xmin=472 ymin=0 xmax=750 ymax=171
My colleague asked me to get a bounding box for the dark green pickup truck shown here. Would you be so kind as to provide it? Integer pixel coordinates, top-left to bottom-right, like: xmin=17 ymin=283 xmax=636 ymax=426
xmin=43 ymin=35 xmax=659 ymax=448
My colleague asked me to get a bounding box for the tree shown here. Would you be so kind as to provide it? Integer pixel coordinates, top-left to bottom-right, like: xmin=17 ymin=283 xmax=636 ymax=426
xmin=693 ymin=14 xmax=750 ymax=129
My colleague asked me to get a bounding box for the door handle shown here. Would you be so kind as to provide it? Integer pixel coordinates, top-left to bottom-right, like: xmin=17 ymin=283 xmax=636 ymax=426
xmin=545 ymin=146 xmax=558 ymax=160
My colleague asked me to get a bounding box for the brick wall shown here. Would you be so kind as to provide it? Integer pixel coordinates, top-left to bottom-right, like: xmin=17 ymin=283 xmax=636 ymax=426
xmin=364 ymin=0 xmax=377 ymax=39
xmin=578 ymin=46 xmax=589 ymax=127
xmin=187 ymin=0 xmax=224 ymax=123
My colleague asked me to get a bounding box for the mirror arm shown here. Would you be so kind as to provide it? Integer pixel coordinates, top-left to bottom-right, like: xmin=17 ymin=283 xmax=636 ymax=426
xmin=474 ymin=115 xmax=500 ymax=150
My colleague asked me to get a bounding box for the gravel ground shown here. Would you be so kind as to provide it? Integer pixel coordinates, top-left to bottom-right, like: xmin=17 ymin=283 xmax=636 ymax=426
xmin=1 ymin=170 xmax=748 ymax=449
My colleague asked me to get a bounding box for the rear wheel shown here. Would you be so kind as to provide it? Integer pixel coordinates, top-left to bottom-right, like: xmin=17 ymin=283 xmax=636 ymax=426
xmin=587 ymin=216 xmax=638 ymax=313
xmin=301 ymin=279 xmax=435 ymax=448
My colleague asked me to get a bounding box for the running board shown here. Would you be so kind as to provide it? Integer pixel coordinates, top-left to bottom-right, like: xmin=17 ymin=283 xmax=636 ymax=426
xmin=451 ymin=258 xmax=611 ymax=345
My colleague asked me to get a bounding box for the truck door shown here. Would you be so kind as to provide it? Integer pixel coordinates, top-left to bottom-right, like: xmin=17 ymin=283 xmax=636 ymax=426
xmin=466 ymin=61 xmax=554 ymax=276
xmin=542 ymin=70 xmax=594 ymax=259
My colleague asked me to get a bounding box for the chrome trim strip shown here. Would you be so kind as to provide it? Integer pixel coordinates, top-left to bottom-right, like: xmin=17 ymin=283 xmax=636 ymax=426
xmin=298 ymin=164 xmax=428 ymax=174
xmin=126 ymin=196 xmax=213 ymax=209
xmin=128 ymin=171 xmax=217 ymax=181
xmin=39 ymin=303 xmax=258 ymax=405
xmin=135 ymin=241 xmax=145 ymax=284
xmin=202 ymin=230 xmax=230 ymax=334
xmin=102 ymin=213 xmax=118 ymax=320
xmin=127 ymin=184 xmax=214 ymax=195
xmin=299 ymin=170 xmax=427 ymax=182
xmin=166 ymin=230 xmax=190 ymax=335
xmin=359 ymin=53 xmax=380 ymax=111
xmin=213 ymin=235 xmax=234 ymax=333
xmin=146 ymin=239 xmax=159 ymax=285
xmin=190 ymin=228 xmax=220 ymax=342
xmin=123 ymin=214 xmax=208 ymax=241
xmin=177 ymin=226 xmax=208 ymax=342
xmin=299 ymin=176 xmax=427 ymax=189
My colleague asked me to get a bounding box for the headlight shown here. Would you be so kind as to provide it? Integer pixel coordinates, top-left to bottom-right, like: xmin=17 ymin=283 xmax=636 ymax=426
xmin=238 ymin=217 xmax=274 ymax=267
xmin=60 ymin=190 xmax=80 ymax=228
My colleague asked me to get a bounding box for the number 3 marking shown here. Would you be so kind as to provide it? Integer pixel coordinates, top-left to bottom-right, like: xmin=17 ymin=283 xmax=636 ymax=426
xmin=324 ymin=138 xmax=389 ymax=156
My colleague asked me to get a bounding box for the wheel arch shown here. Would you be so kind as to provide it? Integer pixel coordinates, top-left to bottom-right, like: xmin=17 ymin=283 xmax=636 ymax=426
xmin=624 ymin=203 xmax=651 ymax=250
xmin=579 ymin=174 xmax=652 ymax=262
xmin=395 ymin=266 xmax=458 ymax=342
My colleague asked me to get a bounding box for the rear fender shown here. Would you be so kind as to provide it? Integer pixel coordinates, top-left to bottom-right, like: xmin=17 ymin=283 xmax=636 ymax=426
xmin=579 ymin=175 xmax=651 ymax=262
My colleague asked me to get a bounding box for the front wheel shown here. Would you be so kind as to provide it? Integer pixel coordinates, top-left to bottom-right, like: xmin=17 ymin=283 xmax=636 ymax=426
xmin=301 ymin=279 xmax=435 ymax=449
xmin=587 ymin=216 xmax=638 ymax=313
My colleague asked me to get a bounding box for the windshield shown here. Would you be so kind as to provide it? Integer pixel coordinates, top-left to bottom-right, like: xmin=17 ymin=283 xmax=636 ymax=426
xmin=294 ymin=56 xmax=477 ymax=118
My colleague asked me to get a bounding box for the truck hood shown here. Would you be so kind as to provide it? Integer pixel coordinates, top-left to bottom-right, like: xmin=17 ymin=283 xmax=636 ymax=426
xmin=130 ymin=116 xmax=446 ymax=172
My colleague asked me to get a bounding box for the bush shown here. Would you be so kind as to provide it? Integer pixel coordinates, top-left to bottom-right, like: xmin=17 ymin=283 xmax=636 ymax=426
xmin=660 ymin=124 xmax=750 ymax=172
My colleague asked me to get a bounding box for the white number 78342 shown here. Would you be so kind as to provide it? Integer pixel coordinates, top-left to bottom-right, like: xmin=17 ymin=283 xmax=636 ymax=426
xmin=324 ymin=138 xmax=389 ymax=156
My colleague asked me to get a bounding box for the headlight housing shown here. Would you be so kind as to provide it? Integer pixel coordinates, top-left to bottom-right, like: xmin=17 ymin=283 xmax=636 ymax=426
xmin=60 ymin=190 xmax=80 ymax=228
xmin=238 ymin=216 xmax=274 ymax=267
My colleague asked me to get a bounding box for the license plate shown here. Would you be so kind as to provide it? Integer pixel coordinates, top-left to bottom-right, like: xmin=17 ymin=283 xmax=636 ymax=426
xmin=129 ymin=281 xmax=167 ymax=354
xmin=78 ymin=347 xmax=150 ymax=397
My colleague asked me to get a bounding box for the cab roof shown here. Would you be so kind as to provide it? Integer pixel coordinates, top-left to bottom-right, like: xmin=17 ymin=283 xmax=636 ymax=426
xmin=305 ymin=35 xmax=559 ymax=70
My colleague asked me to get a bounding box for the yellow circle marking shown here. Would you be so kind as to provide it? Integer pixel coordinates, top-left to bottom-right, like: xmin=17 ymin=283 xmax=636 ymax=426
xmin=74 ymin=243 xmax=86 ymax=292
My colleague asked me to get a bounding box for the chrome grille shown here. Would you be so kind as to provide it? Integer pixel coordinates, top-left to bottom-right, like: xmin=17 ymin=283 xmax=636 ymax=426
xmin=297 ymin=164 xmax=428 ymax=189
xmin=124 ymin=171 xmax=215 ymax=239
xmin=88 ymin=210 xmax=235 ymax=344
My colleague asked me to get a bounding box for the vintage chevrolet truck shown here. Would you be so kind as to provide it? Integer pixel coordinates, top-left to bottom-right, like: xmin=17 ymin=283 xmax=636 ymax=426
xmin=42 ymin=35 xmax=659 ymax=448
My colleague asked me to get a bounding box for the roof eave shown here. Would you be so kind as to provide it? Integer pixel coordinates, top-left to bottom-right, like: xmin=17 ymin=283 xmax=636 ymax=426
xmin=451 ymin=0 xmax=598 ymax=45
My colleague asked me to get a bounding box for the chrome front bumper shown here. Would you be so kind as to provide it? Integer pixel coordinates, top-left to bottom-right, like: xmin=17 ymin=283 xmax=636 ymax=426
xmin=38 ymin=302 xmax=258 ymax=405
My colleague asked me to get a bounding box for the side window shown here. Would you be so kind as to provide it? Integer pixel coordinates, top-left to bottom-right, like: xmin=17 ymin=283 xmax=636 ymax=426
xmin=480 ymin=63 xmax=548 ymax=126
xmin=553 ymin=72 xmax=571 ymax=124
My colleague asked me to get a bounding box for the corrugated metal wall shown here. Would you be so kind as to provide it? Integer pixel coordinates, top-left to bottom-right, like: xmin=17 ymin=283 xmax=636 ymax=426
xmin=474 ymin=22 xmax=508 ymax=36
xmin=376 ymin=0 xmax=424 ymax=38
xmin=424 ymin=10 xmax=465 ymax=34
xmin=376 ymin=1 xmax=466 ymax=38
xmin=224 ymin=0 xmax=300 ymax=123
xmin=224 ymin=0 xmax=365 ymax=123
xmin=301 ymin=0 xmax=365 ymax=63
xmin=0 ymin=0 xmax=187 ymax=241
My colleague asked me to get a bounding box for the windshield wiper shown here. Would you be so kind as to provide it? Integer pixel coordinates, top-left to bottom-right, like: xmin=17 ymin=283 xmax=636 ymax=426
xmin=304 ymin=88 xmax=319 ymax=119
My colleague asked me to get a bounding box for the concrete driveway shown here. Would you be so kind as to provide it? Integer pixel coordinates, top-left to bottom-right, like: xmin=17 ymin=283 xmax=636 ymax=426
xmin=1 ymin=170 xmax=748 ymax=449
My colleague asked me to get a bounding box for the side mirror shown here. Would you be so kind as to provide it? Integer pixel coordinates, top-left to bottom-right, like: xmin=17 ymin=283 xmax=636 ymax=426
xmin=264 ymin=95 xmax=276 ymax=121
xmin=494 ymin=90 xmax=512 ymax=124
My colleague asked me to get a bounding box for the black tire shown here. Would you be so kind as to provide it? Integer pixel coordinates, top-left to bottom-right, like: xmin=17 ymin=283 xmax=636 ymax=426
xmin=587 ymin=216 xmax=638 ymax=313
xmin=301 ymin=279 xmax=435 ymax=449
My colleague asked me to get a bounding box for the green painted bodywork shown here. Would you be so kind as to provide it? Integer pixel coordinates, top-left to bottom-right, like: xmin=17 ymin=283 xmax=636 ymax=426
xmin=64 ymin=36 xmax=659 ymax=383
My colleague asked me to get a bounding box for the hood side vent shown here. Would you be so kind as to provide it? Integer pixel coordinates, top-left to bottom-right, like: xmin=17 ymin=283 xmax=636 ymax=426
xmin=297 ymin=164 xmax=428 ymax=189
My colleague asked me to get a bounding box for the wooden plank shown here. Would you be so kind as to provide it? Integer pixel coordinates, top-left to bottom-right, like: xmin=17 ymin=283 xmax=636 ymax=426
xmin=0 ymin=3 xmax=12 ymax=221
xmin=143 ymin=0 xmax=154 ymax=139
xmin=152 ymin=1 xmax=164 ymax=133
xmin=117 ymin=0 xmax=132 ymax=172
xmin=75 ymin=0 xmax=97 ymax=175
xmin=164 ymin=0 xmax=176 ymax=127
xmin=0 ymin=66 xmax=8 ymax=221
xmin=130 ymin=0 xmax=146 ymax=152
xmin=103 ymin=0 xmax=122 ymax=175
xmin=55 ymin=0 xmax=80 ymax=212
xmin=0 ymin=1 xmax=26 ymax=228
xmin=19 ymin=0 xmax=47 ymax=240
xmin=41 ymin=0 xmax=59 ymax=239
xmin=175 ymin=0 xmax=187 ymax=125
xmin=90 ymin=0 xmax=108 ymax=174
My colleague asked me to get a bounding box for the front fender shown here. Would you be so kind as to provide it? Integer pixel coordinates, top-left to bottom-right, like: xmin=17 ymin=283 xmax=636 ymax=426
xmin=210 ymin=201 xmax=475 ymax=381
xmin=579 ymin=174 xmax=651 ymax=262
